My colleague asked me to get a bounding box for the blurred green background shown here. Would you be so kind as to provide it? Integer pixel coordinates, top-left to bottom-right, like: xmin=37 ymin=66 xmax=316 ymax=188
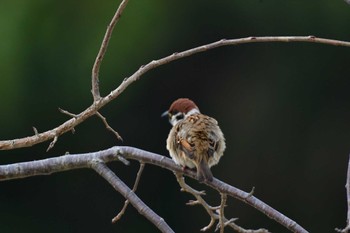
xmin=1 ymin=0 xmax=350 ymax=232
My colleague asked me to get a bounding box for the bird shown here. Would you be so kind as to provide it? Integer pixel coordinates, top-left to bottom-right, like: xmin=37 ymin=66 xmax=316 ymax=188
xmin=162 ymin=98 xmax=226 ymax=182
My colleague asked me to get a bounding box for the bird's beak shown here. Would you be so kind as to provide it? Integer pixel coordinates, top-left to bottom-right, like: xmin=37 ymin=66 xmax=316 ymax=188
xmin=161 ymin=110 xmax=169 ymax=118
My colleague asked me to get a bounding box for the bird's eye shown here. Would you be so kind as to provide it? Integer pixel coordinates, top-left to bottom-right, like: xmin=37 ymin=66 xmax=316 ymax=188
xmin=175 ymin=114 xmax=184 ymax=121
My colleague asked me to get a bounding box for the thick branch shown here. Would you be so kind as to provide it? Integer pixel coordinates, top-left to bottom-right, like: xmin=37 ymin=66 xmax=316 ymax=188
xmin=0 ymin=146 xmax=308 ymax=233
xmin=91 ymin=161 xmax=173 ymax=233
xmin=0 ymin=36 xmax=349 ymax=151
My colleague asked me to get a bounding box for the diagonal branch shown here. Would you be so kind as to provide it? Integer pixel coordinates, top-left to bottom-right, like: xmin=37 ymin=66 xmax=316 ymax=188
xmin=90 ymin=160 xmax=174 ymax=233
xmin=1 ymin=36 xmax=350 ymax=151
xmin=91 ymin=0 xmax=130 ymax=101
xmin=96 ymin=111 xmax=123 ymax=142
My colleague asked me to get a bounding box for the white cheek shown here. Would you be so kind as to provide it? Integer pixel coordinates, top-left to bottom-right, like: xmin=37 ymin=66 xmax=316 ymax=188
xmin=170 ymin=117 xmax=178 ymax=126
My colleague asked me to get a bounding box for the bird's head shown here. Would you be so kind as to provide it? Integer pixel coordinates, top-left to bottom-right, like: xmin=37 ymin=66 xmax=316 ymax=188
xmin=162 ymin=98 xmax=200 ymax=126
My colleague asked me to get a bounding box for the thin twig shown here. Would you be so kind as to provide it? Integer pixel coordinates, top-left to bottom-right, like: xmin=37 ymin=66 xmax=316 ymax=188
xmin=59 ymin=108 xmax=78 ymax=118
xmin=90 ymin=160 xmax=173 ymax=233
xmin=1 ymin=36 xmax=350 ymax=151
xmin=0 ymin=146 xmax=306 ymax=233
xmin=175 ymin=173 xmax=216 ymax=231
xmin=112 ymin=162 xmax=145 ymax=223
xmin=32 ymin=127 xmax=38 ymax=136
xmin=58 ymin=108 xmax=77 ymax=134
xmin=46 ymin=135 xmax=58 ymax=152
xmin=91 ymin=0 xmax=129 ymax=101
xmin=335 ymin=155 xmax=350 ymax=233
xmin=96 ymin=112 xmax=123 ymax=142
xmin=218 ymin=193 xmax=227 ymax=233
xmin=244 ymin=187 xmax=255 ymax=200
xmin=175 ymin=173 xmax=268 ymax=233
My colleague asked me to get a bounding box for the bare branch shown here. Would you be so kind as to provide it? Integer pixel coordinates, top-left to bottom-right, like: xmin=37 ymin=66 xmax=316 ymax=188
xmin=335 ymin=155 xmax=350 ymax=233
xmin=90 ymin=160 xmax=173 ymax=233
xmin=91 ymin=0 xmax=129 ymax=101
xmin=0 ymin=36 xmax=350 ymax=151
xmin=0 ymin=146 xmax=308 ymax=233
xmin=96 ymin=112 xmax=123 ymax=142
xmin=112 ymin=162 xmax=145 ymax=223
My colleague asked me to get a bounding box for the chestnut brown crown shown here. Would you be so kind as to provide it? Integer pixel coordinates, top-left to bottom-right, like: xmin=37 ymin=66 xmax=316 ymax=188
xmin=168 ymin=98 xmax=199 ymax=115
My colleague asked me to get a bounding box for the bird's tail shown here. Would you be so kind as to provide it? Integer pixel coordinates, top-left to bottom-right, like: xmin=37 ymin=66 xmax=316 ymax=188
xmin=197 ymin=159 xmax=213 ymax=182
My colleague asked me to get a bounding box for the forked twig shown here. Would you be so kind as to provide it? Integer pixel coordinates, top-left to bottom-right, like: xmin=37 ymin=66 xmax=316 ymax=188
xmin=112 ymin=162 xmax=145 ymax=223
xmin=174 ymin=173 xmax=269 ymax=233
xmin=175 ymin=173 xmax=215 ymax=231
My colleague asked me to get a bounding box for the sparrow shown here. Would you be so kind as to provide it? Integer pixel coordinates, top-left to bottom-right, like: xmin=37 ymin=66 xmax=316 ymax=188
xmin=162 ymin=98 xmax=226 ymax=182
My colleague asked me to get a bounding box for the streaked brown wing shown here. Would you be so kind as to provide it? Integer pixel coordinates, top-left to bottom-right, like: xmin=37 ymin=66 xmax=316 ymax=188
xmin=178 ymin=138 xmax=195 ymax=159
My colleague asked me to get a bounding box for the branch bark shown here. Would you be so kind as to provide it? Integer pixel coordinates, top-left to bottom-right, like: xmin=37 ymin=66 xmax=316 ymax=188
xmin=0 ymin=146 xmax=309 ymax=233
